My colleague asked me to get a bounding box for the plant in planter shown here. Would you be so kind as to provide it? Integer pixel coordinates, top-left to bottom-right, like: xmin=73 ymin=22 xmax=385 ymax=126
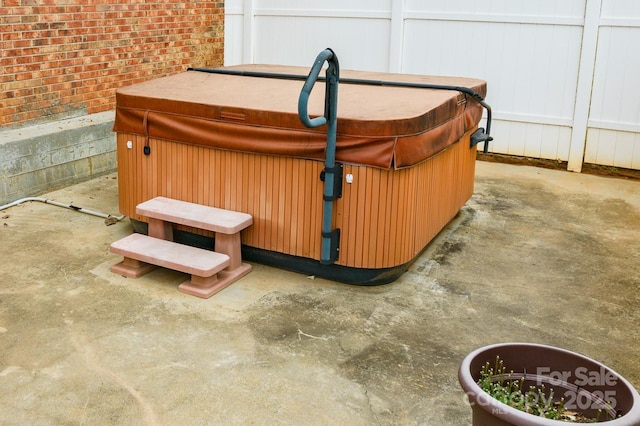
xmin=458 ymin=343 xmax=640 ymax=425
xmin=477 ymin=356 xmax=614 ymax=422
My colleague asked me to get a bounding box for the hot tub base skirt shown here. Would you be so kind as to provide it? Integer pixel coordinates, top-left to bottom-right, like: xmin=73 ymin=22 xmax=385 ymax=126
xmin=131 ymin=219 xmax=416 ymax=286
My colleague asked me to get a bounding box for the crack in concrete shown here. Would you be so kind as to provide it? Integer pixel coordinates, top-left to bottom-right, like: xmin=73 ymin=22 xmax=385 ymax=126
xmin=68 ymin=330 xmax=161 ymax=425
xmin=363 ymin=388 xmax=382 ymax=426
xmin=297 ymin=328 xmax=331 ymax=341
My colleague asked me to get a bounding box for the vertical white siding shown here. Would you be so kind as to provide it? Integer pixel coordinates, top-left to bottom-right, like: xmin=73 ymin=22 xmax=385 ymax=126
xmin=225 ymin=0 xmax=640 ymax=171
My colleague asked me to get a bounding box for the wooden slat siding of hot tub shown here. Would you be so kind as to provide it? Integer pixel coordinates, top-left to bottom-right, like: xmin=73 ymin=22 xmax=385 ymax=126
xmin=118 ymin=134 xmax=327 ymax=261
xmin=116 ymin=131 xmax=475 ymax=270
xmin=413 ymin=130 xmax=476 ymax=255
xmin=335 ymin=163 xmax=415 ymax=269
xmin=117 ymin=134 xmax=139 ymax=218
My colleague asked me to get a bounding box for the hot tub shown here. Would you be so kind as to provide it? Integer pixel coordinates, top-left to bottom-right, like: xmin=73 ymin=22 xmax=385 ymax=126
xmin=113 ymin=51 xmax=489 ymax=285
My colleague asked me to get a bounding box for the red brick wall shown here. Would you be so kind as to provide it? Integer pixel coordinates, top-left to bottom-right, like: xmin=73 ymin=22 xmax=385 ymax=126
xmin=0 ymin=1 xmax=224 ymax=128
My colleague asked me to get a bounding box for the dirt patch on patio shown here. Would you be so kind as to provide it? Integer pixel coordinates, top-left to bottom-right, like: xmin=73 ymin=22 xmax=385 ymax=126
xmin=477 ymin=153 xmax=640 ymax=181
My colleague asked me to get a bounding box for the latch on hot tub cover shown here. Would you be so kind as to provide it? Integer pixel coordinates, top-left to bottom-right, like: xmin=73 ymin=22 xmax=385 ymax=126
xmin=470 ymin=128 xmax=493 ymax=152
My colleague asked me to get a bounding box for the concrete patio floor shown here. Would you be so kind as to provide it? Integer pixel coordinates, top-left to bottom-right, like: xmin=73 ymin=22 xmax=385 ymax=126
xmin=1 ymin=161 xmax=639 ymax=425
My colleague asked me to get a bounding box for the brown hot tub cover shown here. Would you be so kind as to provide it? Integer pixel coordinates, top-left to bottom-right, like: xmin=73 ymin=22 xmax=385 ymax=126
xmin=113 ymin=65 xmax=486 ymax=170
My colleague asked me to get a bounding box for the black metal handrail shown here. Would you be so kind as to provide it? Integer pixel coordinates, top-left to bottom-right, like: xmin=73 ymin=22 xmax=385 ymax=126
xmin=297 ymin=48 xmax=341 ymax=265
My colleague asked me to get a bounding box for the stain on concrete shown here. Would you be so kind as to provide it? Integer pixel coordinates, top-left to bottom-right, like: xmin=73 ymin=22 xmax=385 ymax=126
xmin=432 ymin=240 xmax=466 ymax=266
xmin=1 ymin=164 xmax=640 ymax=424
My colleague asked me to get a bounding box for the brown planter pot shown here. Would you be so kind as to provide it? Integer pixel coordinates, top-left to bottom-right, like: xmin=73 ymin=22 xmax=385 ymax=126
xmin=458 ymin=343 xmax=640 ymax=425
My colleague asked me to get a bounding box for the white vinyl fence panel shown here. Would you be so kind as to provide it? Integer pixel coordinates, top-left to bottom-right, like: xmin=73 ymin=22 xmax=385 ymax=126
xmin=225 ymin=0 xmax=640 ymax=171
xmin=584 ymin=0 xmax=640 ymax=170
xmin=400 ymin=2 xmax=584 ymax=164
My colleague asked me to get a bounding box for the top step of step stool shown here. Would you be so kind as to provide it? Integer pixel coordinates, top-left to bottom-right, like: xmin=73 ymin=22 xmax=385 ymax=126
xmin=136 ymin=196 xmax=253 ymax=234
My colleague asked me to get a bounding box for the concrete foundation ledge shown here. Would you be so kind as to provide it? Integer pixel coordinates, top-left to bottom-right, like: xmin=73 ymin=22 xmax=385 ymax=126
xmin=0 ymin=111 xmax=116 ymax=205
